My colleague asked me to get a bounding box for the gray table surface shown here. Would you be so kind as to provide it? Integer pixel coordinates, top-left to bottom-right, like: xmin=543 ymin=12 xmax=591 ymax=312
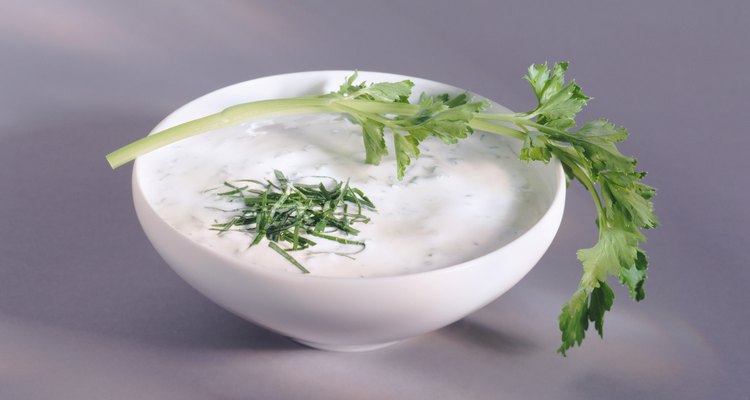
xmin=1 ymin=1 xmax=748 ymax=399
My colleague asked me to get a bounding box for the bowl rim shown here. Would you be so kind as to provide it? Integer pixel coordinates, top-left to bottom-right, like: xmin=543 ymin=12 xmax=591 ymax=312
xmin=132 ymin=70 xmax=566 ymax=283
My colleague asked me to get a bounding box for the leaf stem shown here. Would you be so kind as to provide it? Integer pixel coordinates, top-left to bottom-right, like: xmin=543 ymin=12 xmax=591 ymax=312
xmin=106 ymin=98 xmax=336 ymax=168
xmin=268 ymin=241 xmax=309 ymax=273
xmin=476 ymin=113 xmax=569 ymax=140
xmin=468 ymin=119 xmax=526 ymax=141
xmin=549 ymin=147 xmax=606 ymax=229
xmin=343 ymin=99 xmax=420 ymax=115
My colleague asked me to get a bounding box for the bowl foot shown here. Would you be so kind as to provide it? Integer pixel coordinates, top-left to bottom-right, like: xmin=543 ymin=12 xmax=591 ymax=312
xmin=293 ymin=339 xmax=399 ymax=352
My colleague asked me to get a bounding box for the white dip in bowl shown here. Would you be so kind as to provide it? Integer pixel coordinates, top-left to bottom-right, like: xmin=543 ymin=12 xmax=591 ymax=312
xmin=133 ymin=71 xmax=565 ymax=351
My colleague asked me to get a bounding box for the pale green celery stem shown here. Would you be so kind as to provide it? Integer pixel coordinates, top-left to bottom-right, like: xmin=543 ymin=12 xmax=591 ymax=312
xmin=475 ymin=112 xmax=568 ymax=139
xmin=333 ymin=101 xmax=529 ymax=142
xmin=107 ymin=96 xmax=539 ymax=169
xmin=342 ymin=99 xmax=419 ymax=115
xmin=335 ymin=103 xmax=527 ymax=144
xmin=548 ymin=147 xmax=606 ymax=231
xmin=105 ymin=98 xmax=336 ymax=169
xmin=330 ymin=102 xmax=397 ymax=128
xmin=468 ymin=119 xmax=526 ymax=141
xmin=473 ymin=112 xmax=532 ymax=122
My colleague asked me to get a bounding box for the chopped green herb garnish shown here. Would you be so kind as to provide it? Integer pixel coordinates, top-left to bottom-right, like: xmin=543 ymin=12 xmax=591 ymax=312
xmin=208 ymin=170 xmax=375 ymax=273
xmin=107 ymin=63 xmax=658 ymax=355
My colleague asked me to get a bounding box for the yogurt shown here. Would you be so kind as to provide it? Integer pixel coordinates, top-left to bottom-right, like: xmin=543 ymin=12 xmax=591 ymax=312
xmin=137 ymin=114 xmax=547 ymax=278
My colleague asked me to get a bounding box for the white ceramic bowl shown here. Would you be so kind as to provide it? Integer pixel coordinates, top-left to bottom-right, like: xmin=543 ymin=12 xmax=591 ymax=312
xmin=132 ymin=71 xmax=566 ymax=351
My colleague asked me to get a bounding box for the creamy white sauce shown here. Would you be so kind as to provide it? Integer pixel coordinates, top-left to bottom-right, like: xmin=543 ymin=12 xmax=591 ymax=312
xmin=138 ymin=114 xmax=547 ymax=277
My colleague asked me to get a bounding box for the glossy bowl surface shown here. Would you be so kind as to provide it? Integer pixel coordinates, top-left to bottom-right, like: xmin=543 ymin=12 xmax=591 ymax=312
xmin=132 ymin=71 xmax=566 ymax=351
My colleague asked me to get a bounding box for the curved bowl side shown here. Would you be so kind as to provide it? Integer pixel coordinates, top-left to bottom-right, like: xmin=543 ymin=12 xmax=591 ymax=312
xmin=132 ymin=71 xmax=566 ymax=347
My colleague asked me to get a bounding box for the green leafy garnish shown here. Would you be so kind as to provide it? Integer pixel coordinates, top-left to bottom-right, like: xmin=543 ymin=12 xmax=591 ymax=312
xmin=208 ymin=170 xmax=375 ymax=272
xmin=500 ymin=63 xmax=658 ymax=355
xmin=107 ymin=63 xmax=657 ymax=354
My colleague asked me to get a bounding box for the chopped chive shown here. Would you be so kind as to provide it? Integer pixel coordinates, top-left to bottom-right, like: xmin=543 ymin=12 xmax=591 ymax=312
xmin=305 ymin=230 xmax=365 ymax=246
xmin=208 ymin=170 xmax=375 ymax=272
xmin=268 ymin=241 xmax=309 ymax=273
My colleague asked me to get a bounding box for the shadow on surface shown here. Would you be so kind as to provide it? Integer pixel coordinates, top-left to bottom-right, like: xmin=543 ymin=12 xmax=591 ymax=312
xmin=439 ymin=317 xmax=540 ymax=355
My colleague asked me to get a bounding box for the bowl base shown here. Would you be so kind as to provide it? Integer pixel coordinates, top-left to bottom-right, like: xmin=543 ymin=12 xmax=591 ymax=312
xmin=293 ymin=339 xmax=399 ymax=352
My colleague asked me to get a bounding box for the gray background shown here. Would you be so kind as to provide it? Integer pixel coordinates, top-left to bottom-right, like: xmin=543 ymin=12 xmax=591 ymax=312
xmin=1 ymin=0 xmax=748 ymax=399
